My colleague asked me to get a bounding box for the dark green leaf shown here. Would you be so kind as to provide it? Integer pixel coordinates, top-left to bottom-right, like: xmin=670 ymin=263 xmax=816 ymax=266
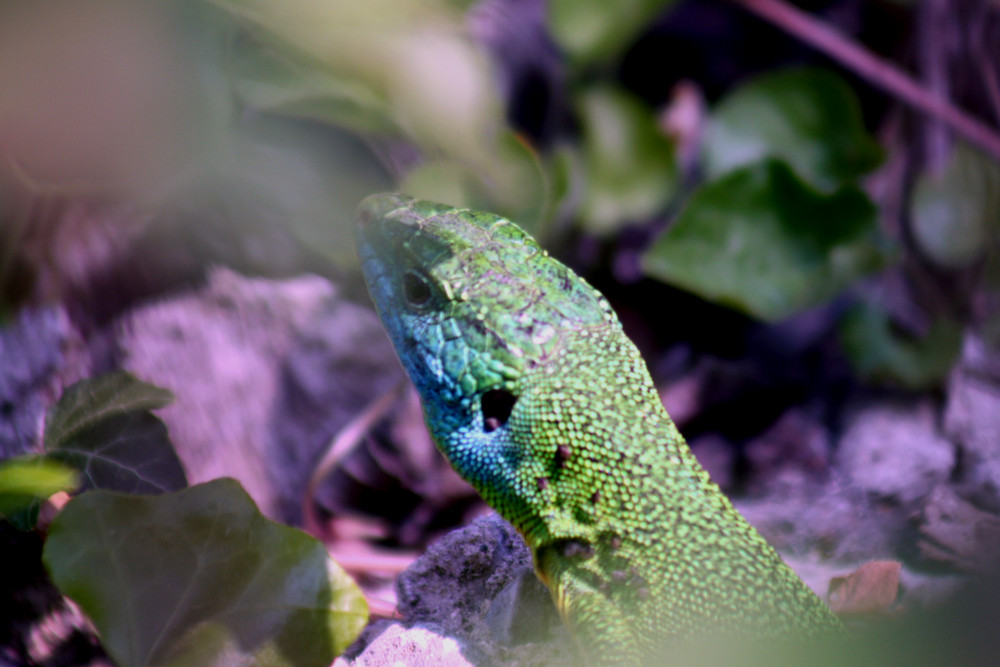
xmin=704 ymin=68 xmax=883 ymax=188
xmin=642 ymin=159 xmax=886 ymax=321
xmin=910 ymin=141 xmax=1000 ymax=269
xmin=0 ymin=456 xmax=78 ymax=529
xmin=43 ymin=478 xmax=368 ymax=667
xmin=43 ymin=372 xmax=174 ymax=451
xmin=549 ymin=0 xmax=676 ymax=65
xmin=43 ymin=372 xmax=185 ymax=494
xmin=48 ymin=412 xmax=187 ymax=494
xmin=575 ymin=86 xmax=678 ymax=235
xmin=840 ymin=303 xmax=962 ymax=390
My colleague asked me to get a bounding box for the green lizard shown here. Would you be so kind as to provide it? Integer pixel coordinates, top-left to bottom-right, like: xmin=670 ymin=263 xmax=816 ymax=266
xmin=357 ymin=193 xmax=842 ymax=663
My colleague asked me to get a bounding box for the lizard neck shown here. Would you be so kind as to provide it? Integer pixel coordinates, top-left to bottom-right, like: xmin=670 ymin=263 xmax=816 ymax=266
xmin=479 ymin=324 xmax=712 ymax=551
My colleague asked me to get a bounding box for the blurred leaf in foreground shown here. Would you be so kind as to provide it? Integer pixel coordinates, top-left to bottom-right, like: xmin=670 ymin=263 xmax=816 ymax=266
xmin=211 ymin=0 xmax=546 ymax=221
xmin=840 ymin=303 xmax=962 ymax=390
xmin=703 ymin=68 xmax=883 ymax=188
xmin=44 ymin=372 xmax=186 ymax=494
xmin=399 ymin=130 xmax=550 ymax=233
xmin=44 ymin=478 xmax=367 ymax=667
xmin=910 ymin=141 xmax=1000 ymax=269
xmin=575 ymin=86 xmax=678 ymax=235
xmin=642 ymin=159 xmax=885 ymax=321
xmin=195 ymin=119 xmax=393 ymax=271
xmin=0 ymin=456 xmax=78 ymax=530
xmin=549 ymin=0 xmax=676 ymax=66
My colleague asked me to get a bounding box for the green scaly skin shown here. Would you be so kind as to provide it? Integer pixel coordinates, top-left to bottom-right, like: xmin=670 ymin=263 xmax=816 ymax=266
xmin=357 ymin=193 xmax=842 ymax=663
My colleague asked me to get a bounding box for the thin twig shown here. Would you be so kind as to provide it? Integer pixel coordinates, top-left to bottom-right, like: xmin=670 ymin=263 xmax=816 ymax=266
xmin=970 ymin=18 xmax=1000 ymax=128
xmin=302 ymin=379 xmax=408 ymax=539
xmin=731 ymin=0 xmax=1000 ymax=161
xmin=364 ymin=595 xmax=401 ymax=620
xmin=331 ymin=550 xmax=418 ymax=575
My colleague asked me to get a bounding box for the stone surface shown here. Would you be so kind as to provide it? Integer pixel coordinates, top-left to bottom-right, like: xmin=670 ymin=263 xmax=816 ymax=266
xmin=744 ymin=406 xmax=831 ymax=497
xmin=735 ymin=478 xmax=900 ymax=565
xmin=0 ymin=306 xmax=90 ymax=458
xmin=396 ymin=513 xmax=571 ymax=666
xmin=944 ymin=334 xmax=1000 ymax=513
xmin=836 ymin=400 xmax=954 ymax=507
xmin=116 ymin=268 xmax=402 ymax=522
xmin=351 ymin=624 xmax=474 ymax=667
xmin=917 ymin=485 xmax=1000 ymax=573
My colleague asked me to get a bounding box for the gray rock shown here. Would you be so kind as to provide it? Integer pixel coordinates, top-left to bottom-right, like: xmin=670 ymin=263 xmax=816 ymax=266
xmin=916 ymin=485 xmax=1000 ymax=573
xmin=0 ymin=306 xmax=90 ymax=459
xmin=836 ymin=400 xmax=954 ymax=507
xmin=351 ymin=623 xmax=474 ymax=667
xmin=116 ymin=268 xmax=402 ymax=522
xmin=735 ymin=478 xmax=900 ymax=564
xmin=744 ymin=406 xmax=831 ymax=498
xmin=944 ymin=334 xmax=1000 ymax=512
xmin=396 ymin=513 xmax=572 ymax=666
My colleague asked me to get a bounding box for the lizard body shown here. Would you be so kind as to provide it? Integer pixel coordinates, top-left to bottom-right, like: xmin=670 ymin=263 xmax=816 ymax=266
xmin=357 ymin=193 xmax=842 ymax=663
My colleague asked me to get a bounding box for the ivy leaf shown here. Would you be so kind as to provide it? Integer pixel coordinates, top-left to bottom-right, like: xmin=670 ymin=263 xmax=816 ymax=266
xmin=642 ymin=159 xmax=885 ymax=321
xmin=549 ymin=0 xmax=676 ymax=65
xmin=44 ymin=372 xmax=186 ymax=494
xmin=43 ymin=478 xmax=368 ymax=667
xmin=48 ymin=412 xmax=187 ymax=495
xmin=0 ymin=456 xmax=78 ymax=530
xmin=575 ymin=86 xmax=678 ymax=235
xmin=704 ymin=68 xmax=883 ymax=188
xmin=44 ymin=372 xmax=174 ymax=451
xmin=910 ymin=141 xmax=1000 ymax=269
xmin=840 ymin=303 xmax=962 ymax=390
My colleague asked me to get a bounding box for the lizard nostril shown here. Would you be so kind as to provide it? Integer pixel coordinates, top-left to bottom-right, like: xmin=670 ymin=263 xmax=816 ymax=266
xmin=482 ymin=388 xmax=517 ymax=432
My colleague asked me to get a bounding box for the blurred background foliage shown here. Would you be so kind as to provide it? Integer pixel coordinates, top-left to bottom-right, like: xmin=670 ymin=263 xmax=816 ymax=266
xmin=2 ymin=2 xmax=999 ymax=662
xmin=0 ymin=0 xmax=998 ymax=386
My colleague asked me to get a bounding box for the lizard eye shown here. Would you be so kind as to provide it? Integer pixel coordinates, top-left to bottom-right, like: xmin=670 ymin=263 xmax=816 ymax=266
xmin=403 ymin=270 xmax=432 ymax=307
xmin=482 ymin=388 xmax=517 ymax=432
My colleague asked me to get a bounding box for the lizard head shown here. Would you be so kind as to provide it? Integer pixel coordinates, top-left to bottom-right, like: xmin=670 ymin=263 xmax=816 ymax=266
xmin=356 ymin=193 xmax=613 ymax=488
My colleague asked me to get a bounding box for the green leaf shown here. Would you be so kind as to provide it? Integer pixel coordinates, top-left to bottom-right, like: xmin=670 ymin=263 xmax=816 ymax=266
xmin=840 ymin=303 xmax=962 ymax=389
xmin=575 ymin=86 xmax=678 ymax=235
xmin=0 ymin=456 xmax=78 ymax=529
xmin=704 ymin=68 xmax=883 ymax=188
xmin=43 ymin=372 xmax=186 ymax=494
xmin=48 ymin=412 xmax=187 ymax=495
xmin=549 ymin=0 xmax=676 ymax=65
xmin=44 ymin=372 xmax=174 ymax=451
xmin=910 ymin=141 xmax=1000 ymax=269
xmin=642 ymin=159 xmax=885 ymax=321
xmin=43 ymin=478 xmax=368 ymax=667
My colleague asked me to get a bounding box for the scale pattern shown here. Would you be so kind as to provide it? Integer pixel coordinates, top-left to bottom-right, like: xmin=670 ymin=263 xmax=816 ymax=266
xmin=357 ymin=193 xmax=842 ymax=663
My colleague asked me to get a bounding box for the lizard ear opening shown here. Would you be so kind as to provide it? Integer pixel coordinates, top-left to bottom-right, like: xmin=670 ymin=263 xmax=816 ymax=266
xmin=482 ymin=389 xmax=517 ymax=432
